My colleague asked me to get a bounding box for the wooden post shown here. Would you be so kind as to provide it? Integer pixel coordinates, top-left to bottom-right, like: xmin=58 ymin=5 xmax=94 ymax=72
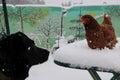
xmin=61 ymin=13 xmax=63 ymax=36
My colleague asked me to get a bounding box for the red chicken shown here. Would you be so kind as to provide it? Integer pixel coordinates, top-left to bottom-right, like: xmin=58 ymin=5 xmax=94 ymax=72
xmin=81 ymin=14 xmax=117 ymax=49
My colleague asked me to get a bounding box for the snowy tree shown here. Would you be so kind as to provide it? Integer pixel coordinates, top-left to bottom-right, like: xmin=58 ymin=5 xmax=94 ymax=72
xmin=6 ymin=7 xmax=50 ymax=32
xmin=36 ymin=14 xmax=61 ymax=49
xmin=0 ymin=8 xmax=4 ymax=31
xmin=0 ymin=7 xmax=6 ymax=37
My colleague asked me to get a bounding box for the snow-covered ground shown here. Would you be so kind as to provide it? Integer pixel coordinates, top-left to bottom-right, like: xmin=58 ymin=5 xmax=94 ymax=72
xmin=26 ymin=38 xmax=120 ymax=80
xmin=26 ymin=55 xmax=113 ymax=80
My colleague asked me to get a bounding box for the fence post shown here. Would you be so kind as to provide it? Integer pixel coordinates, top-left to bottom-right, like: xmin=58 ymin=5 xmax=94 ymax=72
xmin=2 ymin=0 xmax=10 ymax=35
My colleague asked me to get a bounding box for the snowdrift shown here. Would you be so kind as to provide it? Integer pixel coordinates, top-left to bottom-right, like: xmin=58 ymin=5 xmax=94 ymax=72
xmin=53 ymin=38 xmax=120 ymax=73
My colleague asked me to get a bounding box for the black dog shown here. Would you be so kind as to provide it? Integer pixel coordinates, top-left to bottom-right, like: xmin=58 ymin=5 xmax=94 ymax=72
xmin=0 ymin=32 xmax=49 ymax=80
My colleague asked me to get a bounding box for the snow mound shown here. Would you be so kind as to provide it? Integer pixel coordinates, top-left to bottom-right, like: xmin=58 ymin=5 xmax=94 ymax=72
xmin=53 ymin=38 xmax=120 ymax=73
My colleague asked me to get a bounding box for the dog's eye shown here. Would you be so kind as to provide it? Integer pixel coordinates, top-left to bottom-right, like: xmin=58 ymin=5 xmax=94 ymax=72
xmin=28 ymin=46 xmax=31 ymax=50
xmin=2 ymin=68 xmax=5 ymax=72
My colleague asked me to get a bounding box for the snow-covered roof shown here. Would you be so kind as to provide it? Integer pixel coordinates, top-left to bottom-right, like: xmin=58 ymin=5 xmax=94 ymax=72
xmin=53 ymin=38 xmax=120 ymax=73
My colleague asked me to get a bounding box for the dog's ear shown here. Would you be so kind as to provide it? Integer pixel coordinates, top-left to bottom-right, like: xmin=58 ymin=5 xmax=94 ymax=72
xmin=16 ymin=32 xmax=35 ymax=47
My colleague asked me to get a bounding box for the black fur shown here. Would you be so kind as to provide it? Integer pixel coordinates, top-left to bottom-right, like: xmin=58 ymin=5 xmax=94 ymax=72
xmin=0 ymin=32 xmax=49 ymax=80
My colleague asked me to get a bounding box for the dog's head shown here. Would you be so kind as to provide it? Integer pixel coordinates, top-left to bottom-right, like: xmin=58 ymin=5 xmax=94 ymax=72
xmin=0 ymin=32 xmax=49 ymax=80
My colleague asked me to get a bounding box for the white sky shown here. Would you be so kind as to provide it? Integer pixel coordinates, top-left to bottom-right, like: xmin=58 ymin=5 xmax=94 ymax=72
xmin=0 ymin=0 xmax=120 ymax=8
xmin=45 ymin=0 xmax=120 ymax=6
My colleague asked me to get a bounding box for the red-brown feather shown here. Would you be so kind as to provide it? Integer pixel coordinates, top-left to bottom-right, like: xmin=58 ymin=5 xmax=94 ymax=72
xmin=81 ymin=14 xmax=117 ymax=49
xmin=101 ymin=13 xmax=118 ymax=49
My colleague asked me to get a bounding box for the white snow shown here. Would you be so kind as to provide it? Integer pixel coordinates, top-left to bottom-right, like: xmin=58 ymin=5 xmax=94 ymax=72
xmin=1 ymin=0 xmax=120 ymax=9
xmin=26 ymin=55 xmax=113 ymax=80
xmin=53 ymin=38 xmax=120 ymax=73
xmin=37 ymin=0 xmax=120 ymax=9
xmin=45 ymin=0 xmax=120 ymax=6
xmin=26 ymin=38 xmax=120 ymax=80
